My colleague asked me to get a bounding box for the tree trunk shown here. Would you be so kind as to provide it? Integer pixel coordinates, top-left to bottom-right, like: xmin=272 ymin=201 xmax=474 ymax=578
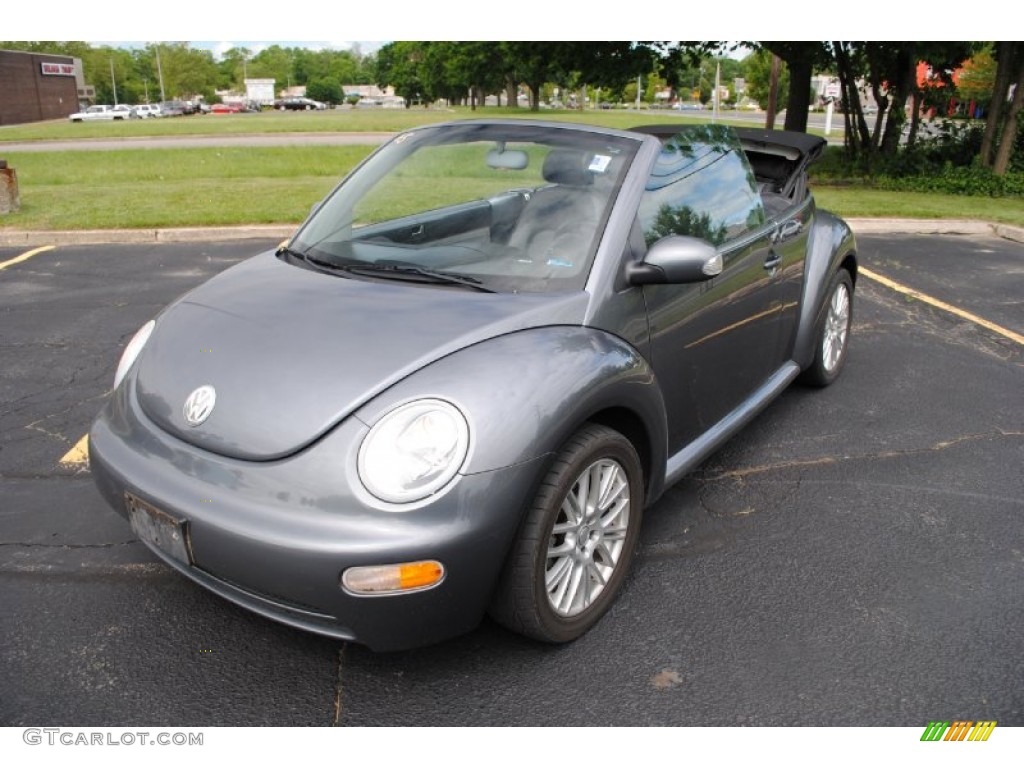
xmin=981 ymin=41 xmax=1017 ymax=167
xmin=505 ymin=76 xmax=518 ymax=109
xmin=907 ymin=89 xmax=921 ymax=149
xmin=834 ymin=41 xmax=871 ymax=156
xmin=880 ymin=50 xmax=916 ymax=155
xmin=765 ymin=54 xmax=780 ymax=130
xmin=528 ymin=83 xmax=540 ymax=112
xmin=993 ymin=52 xmax=1024 ymax=175
xmin=783 ymin=56 xmax=812 ymax=133
xmin=871 ymin=82 xmax=888 ymax=149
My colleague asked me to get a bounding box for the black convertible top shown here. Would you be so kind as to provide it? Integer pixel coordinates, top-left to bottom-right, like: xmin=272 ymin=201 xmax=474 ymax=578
xmin=631 ymin=123 xmax=826 ymax=200
xmin=631 ymin=124 xmax=825 ymax=161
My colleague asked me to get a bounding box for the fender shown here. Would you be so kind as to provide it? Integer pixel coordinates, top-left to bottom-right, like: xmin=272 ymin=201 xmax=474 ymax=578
xmin=354 ymin=326 xmax=669 ymax=503
xmin=792 ymin=208 xmax=857 ymax=369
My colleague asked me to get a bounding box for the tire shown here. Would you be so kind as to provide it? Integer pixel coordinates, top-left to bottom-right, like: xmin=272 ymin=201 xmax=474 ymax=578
xmin=490 ymin=424 xmax=644 ymax=643
xmin=801 ymin=269 xmax=854 ymax=387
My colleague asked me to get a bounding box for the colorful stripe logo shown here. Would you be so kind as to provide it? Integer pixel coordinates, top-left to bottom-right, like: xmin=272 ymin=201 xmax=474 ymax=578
xmin=920 ymin=721 xmax=997 ymax=741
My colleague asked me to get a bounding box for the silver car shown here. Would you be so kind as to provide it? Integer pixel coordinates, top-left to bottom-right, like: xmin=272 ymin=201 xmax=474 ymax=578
xmin=90 ymin=120 xmax=856 ymax=651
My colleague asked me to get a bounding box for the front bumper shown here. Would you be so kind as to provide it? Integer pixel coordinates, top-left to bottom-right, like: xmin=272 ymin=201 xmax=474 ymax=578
xmin=89 ymin=379 xmax=544 ymax=651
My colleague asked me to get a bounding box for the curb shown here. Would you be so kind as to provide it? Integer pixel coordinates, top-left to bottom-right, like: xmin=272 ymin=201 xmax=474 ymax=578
xmin=0 ymin=220 xmax=1022 ymax=248
xmin=847 ymin=218 xmax=1024 ymax=243
xmin=0 ymin=225 xmax=295 ymax=247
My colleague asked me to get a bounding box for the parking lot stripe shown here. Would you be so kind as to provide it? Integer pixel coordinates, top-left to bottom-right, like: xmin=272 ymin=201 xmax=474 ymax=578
xmin=0 ymin=245 xmax=55 ymax=271
xmin=860 ymin=266 xmax=1024 ymax=346
xmin=59 ymin=434 xmax=90 ymax=468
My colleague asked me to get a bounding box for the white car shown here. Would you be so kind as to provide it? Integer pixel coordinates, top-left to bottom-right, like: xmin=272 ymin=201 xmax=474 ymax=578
xmin=134 ymin=104 xmax=162 ymax=118
xmin=68 ymin=104 xmax=138 ymax=122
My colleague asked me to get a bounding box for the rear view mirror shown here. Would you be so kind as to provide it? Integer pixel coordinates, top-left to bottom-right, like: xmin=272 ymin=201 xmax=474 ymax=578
xmin=626 ymin=236 xmax=722 ymax=285
xmin=486 ymin=149 xmax=529 ymax=171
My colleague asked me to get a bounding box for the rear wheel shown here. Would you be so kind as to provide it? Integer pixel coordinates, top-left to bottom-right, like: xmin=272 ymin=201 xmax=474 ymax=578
xmin=490 ymin=424 xmax=643 ymax=643
xmin=801 ymin=269 xmax=853 ymax=387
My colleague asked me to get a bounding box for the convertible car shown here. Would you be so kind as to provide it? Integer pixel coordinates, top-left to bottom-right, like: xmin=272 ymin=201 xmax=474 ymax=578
xmin=90 ymin=120 xmax=856 ymax=651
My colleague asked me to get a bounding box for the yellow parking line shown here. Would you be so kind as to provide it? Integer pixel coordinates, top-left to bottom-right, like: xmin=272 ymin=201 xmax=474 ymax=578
xmin=59 ymin=433 xmax=90 ymax=468
xmin=0 ymin=245 xmax=56 ymax=271
xmin=860 ymin=266 xmax=1024 ymax=346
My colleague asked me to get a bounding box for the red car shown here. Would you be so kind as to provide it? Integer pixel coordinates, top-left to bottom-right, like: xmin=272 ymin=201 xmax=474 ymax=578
xmin=210 ymin=103 xmax=244 ymax=114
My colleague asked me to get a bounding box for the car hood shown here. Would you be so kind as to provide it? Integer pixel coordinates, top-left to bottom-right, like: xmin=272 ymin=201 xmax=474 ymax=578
xmin=134 ymin=251 xmax=588 ymax=460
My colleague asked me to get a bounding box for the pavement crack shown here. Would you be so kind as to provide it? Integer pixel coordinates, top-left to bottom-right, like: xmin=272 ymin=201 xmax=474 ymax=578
xmin=24 ymin=419 xmax=72 ymax=446
xmin=0 ymin=540 xmax=138 ymax=549
xmin=702 ymin=430 xmax=1024 ymax=482
xmin=332 ymin=644 xmax=346 ymax=726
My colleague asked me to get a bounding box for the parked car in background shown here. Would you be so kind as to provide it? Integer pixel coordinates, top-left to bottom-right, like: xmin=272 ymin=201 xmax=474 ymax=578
xmin=133 ymin=104 xmax=162 ymax=119
xmin=68 ymin=104 xmax=136 ymax=122
xmin=90 ymin=120 xmax=856 ymax=652
xmin=158 ymin=101 xmax=187 ymax=117
xmin=210 ymin=102 xmax=244 ymax=114
xmin=275 ymin=97 xmax=327 ymax=111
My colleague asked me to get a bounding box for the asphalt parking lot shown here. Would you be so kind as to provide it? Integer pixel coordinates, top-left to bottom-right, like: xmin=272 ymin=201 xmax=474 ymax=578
xmin=1 ymin=233 xmax=1021 ymax=726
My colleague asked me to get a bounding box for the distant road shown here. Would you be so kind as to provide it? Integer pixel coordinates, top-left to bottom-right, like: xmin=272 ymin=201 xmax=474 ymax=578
xmin=0 ymin=111 xmax=875 ymax=154
xmin=0 ymin=132 xmax=396 ymax=153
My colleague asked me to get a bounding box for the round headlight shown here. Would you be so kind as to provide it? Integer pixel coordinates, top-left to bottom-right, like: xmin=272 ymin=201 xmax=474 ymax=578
xmin=357 ymin=399 xmax=470 ymax=504
xmin=113 ymin=320 xmax=155 ymax=390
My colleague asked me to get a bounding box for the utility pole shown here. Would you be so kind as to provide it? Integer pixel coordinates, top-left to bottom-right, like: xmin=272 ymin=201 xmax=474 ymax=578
xmin=766 ymin=54 xmax=781 ymax=130
xmin=110 ymin=58 xmax=118 ymax=105
xmin=713 ymin=61 xmax=720 ymax=123
xmin=156 ymin=47 xmax=166 ymax=102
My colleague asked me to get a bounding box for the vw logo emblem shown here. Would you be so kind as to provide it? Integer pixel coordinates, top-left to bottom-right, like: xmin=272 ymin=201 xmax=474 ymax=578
xmin=183 ymin=385 xmax=216 ymax=427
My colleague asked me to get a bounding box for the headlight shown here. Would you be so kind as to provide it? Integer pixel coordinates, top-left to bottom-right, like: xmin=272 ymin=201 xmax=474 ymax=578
xmin=113 ymin=320 xmax=155 ymax=390
xmin=357 ymin=399 xmax=470 ymax=504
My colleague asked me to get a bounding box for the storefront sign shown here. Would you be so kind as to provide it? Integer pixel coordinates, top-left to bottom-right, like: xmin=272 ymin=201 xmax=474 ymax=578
xmin=41 ymin=62 xmax=76 ymax=77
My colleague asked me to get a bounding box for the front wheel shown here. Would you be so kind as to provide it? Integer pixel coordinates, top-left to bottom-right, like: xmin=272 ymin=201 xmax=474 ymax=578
xmin=490 ymin=424 xmax=644 ymax=643
xmin=801 ymin=269 xmax=854 ymax=387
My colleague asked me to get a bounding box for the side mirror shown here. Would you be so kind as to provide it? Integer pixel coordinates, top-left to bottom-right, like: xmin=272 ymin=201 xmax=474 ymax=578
xmin=626 ymin=235 xmax=723 ymax=285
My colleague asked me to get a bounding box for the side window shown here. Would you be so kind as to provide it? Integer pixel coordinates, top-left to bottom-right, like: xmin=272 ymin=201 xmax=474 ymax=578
xmin=638 ymin=125 xmax=766 ymax=247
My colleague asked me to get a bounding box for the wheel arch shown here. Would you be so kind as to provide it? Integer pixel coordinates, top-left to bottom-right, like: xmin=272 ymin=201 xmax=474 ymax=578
xmin=354 ymin=325 xmax=669 ymax=506
xmin=793 ymin=210 xmax=858 ymax=370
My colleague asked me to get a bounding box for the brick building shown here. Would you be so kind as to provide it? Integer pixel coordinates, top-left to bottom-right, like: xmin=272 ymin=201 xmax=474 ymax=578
xmin=0 ymin=49 xmax=83 ymax=126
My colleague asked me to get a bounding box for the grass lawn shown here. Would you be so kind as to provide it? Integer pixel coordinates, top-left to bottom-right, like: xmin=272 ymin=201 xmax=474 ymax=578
xmin=2 ymin=146 xmax=373 ymax=229
xmin=0 ymin=117 xmax=1020 ymax=231
xmin=812 ymin=186 xmax=1024 ymax=227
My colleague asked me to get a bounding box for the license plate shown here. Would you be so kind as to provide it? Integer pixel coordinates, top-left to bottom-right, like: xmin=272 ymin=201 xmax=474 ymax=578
xmin=125 ymin=492 xmax=192 ymax=565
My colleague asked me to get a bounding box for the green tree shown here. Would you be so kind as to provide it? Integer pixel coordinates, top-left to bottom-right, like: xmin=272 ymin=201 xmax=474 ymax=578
xmin=742 ymin=49 xmax=789 ymax=110
xmin=980 ymin=42 xmax=1024 ymax=175
xmin=249 ymin=45 xmax=296 ymax=91
xmin=376 ymin=41 xmax=430 ymax=106
xmin=957 ymin=45 xmax=996 ymax=104
xmin=306 ymin=77 xmax=343 ymax=104
xmin=217 ymin=47 xmax=252 ymax=91
xmin=761 ymin=42 xmax=831 ymax=133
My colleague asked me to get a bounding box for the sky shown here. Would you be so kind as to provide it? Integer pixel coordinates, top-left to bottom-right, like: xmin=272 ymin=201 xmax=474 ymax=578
xmin=82 ymin=41 xmax=387 ymax=61
xmin=7 ymin=1 xmax=1001 ymax=45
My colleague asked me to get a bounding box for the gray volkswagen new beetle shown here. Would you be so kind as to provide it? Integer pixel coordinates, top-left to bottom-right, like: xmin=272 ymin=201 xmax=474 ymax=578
xmin=90 ymin=120 xmax=856 ymax=651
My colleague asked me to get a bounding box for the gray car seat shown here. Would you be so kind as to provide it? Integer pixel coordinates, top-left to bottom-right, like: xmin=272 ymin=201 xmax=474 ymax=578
xmin=507 ymin=149 xmax=604 ymax=268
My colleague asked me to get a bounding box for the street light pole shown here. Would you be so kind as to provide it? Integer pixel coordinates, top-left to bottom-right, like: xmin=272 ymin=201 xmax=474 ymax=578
xmin=156 ymin=47 xmax=166 ymax=102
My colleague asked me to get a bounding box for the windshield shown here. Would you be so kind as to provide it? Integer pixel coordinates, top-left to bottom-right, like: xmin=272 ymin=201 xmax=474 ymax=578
xmin=289 ymin=123 xmax=640 ymax=293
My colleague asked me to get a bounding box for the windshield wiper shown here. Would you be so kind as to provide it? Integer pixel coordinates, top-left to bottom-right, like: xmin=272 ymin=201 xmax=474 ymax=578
xmin=337 ymin=263 xmax=497 ymax=293
xmin=276 ymin=245 xmax=349 ymax=276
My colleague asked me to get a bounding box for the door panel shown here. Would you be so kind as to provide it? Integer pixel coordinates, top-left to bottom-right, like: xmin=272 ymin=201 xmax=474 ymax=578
xmin=644 ymin=226 xmax=778 ymax=453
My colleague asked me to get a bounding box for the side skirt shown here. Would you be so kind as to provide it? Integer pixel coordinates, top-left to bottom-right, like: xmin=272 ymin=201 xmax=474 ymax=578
xmin=663 ymin=361 xmax=801 ymax=489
